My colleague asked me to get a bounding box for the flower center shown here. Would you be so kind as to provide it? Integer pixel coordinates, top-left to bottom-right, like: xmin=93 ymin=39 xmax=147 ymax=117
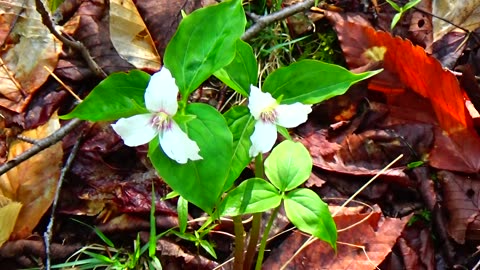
xmin=259 ymin=105 xmax=277 ymax=123
xmin=151 ymin=112 xmax=172 ymax=131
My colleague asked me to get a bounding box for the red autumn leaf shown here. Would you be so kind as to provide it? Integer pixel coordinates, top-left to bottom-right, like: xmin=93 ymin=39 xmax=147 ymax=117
xmin=327 ymin=11 xmax=470 ymax=132
xmin=326 ymin=12 xmax=480 ymax=173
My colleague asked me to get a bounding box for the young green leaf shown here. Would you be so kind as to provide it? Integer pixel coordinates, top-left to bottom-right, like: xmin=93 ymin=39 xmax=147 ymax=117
xmin=284 ymin=188 xmax=337 ymax=249
xmin=60 ymin=70 xmax=150 ymax=121
xmin=403 ymin=0 xmax=421 ymax=11
xmin=219 ymin=178 xmax=281 ymax=217
xmin=149 ymin=187 xmax=157 ymax=257
xmin=223 ymin=106 xmax=255 ymax=191
xmin=148 ymin=103 xmax=233 ymax=214
xmin=164 ymin=0 xmax=246 ymax=97
xmin=214 ymin=39 xmax=258 ymax=97
xmin=177 ymin=196 xmax=188 ymax=234
xmin=262 ymin=60 xmax=382 ymax=104
xmin=385 ymin=0 xmax=401 ymax=11
xmin=199 ymin=239 xmax=217 ymax=259
xmin=390 ymin=13 xmax=402 ymax=29
xmin=264 ymin=140 xmax=312 ymax=192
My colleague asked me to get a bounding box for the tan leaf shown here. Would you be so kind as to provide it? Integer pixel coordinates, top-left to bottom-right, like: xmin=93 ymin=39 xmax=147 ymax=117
xmin=0 ymin=0 xmax=62 ymax=113
xmin=0 ymin=195 xmax=22 ymax=247
xmin=110 ymin=0 xmax=161 ymax=71
xmin=0 ymin=113 xmax=62 ymax=239
xmin=433 ymin=0 xmax=480 ymax=41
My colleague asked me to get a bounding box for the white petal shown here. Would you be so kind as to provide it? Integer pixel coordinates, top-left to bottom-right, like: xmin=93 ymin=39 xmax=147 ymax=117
xmin=145 ymin=67 xmax=179 ymax=115
xmin=249 ymin=120 xmax=277 ymax=157
xmin=160 ymin=121 xmax=203 ymax=164
xmin=111 ymin=114 xmax=157 ymax=146
xmin=248 ymin=85 xmax=277 ymax=120
xmin=275 ymin=103 xmax=312 ymax=128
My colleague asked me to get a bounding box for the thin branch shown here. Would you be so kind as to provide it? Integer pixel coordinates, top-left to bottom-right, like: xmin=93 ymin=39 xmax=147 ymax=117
xmin=241 ymin=0 xmax=316 ymax=41
xmin=44 ymin=132 xmax=83 ymax=270
xmin=0 ymin=118 xmax=82 ymax=176
xmin=35 ymin=0 xmax=107 ymax=78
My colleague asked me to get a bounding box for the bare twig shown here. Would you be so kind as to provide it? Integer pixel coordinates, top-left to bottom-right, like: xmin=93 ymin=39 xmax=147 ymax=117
xmin=44 ymin=132 xmax=83 ymax=270
xmin=0 ymin=118 xmax=82 ymax=176
xmin=35 ymin=0 xmax=107 ymax=78
xmin=242 ymin=0 xmax=316 ymax=41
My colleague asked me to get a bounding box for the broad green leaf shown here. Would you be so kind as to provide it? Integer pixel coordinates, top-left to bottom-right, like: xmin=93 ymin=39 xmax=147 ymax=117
xmin=264 ymin=140 xmax=312 ymax=192
xmin=177 ymin=196 xmax=188 ymax=234
xmin=262 ymin=60 xmax=382 ymax=104
xmin=219 ymin=178 xmax=281 ymax=217
xmin=164 ymin=0 xmax=246 ymax=97
xmin=223 ymin=106 xmax=255 ymax=191
xmin=214 ymin=39 xmax=258 ymax=97
xmin=148 ymin=103 xmax=233 ymax=214
xmin=60 ymin=70 xmax=149 ymax=121
xmin=284 ymin=188 xmax=337 ymax=249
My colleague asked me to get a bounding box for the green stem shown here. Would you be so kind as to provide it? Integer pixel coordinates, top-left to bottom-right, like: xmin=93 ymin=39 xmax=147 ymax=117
xmin=243 ymin=155 xmax=265 ymax=269
xmin=255 ymin=206 xmax=280 ymax=270
xmin=254 ymin=154 xmax=264 ymax=179
xmin=232 ymin=216 xmax=245 ymax=270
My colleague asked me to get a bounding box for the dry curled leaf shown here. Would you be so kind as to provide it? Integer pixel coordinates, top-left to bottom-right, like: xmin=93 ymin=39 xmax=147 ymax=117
xmin=0 ymin=113 xmax=62 ymax=239
xmin=433 ymin=0 xmax=480 ymax=42
xmin=109 ymin=0 xmax=161 ymax=71
xmin=0 ymin=0 xmax=62 ymax=113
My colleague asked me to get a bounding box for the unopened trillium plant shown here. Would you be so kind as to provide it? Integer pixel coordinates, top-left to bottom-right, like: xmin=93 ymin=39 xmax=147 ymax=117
xmin=60 ymin=0 xmax=381 ymax=269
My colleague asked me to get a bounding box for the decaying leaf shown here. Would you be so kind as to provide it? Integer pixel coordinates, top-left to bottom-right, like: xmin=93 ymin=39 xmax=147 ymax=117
xmin=0 ymin=113 xmax=62 ymax=239
xmin=0 ymin=195 xmax=22 ymax=247
xmin=109 ymin=0 xmax=161 ymax=71
xmin=55 ymin=0 xmax=134 ymax=81
xmin=263 ymin=205 xmax=411 ymax=269
xmin=438 ymin=171 xmax=480 ymax=244
xmin=0 ymin=0 xmax=62 ymax=113
xmin=432 ymin=0 xmax=480 ymax=42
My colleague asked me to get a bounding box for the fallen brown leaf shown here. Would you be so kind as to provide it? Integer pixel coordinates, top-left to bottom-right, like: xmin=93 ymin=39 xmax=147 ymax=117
xmin=438 ymin=171 xmax=480 ymax=244
xmin=263 ymin=205 xmax=411 ymax=269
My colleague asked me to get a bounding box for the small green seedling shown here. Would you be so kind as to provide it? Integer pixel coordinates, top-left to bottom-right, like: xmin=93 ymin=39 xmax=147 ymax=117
xmin=386 ymin=0 xmax=421 ymax=29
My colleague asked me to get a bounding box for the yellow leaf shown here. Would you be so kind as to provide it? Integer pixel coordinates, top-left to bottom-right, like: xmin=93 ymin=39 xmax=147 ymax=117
xmin=0 ymin=113 xmax=62 ymax=239
xmin=0 ymin=195 xmax=22 ymax=247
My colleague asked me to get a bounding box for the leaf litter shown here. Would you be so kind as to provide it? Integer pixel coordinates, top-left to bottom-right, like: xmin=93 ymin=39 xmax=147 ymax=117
xmin=2 ymin=0 xmax=480 ymax=269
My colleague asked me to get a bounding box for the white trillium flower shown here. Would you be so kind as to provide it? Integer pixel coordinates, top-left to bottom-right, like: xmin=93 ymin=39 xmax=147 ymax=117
xmin=248 ymin=85 xmax=312 ymax=157
xmin=111 ymin=67 xmax=202 ymax=164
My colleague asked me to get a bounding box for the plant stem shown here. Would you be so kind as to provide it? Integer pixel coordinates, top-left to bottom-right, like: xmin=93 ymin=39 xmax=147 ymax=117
xmin=243 ymin=154 xmax=265 ymax=269
xmin=233 ymin=216 xmax=245 ymax=270
xmin=255 ymin=205 xmax=280 ymax=270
